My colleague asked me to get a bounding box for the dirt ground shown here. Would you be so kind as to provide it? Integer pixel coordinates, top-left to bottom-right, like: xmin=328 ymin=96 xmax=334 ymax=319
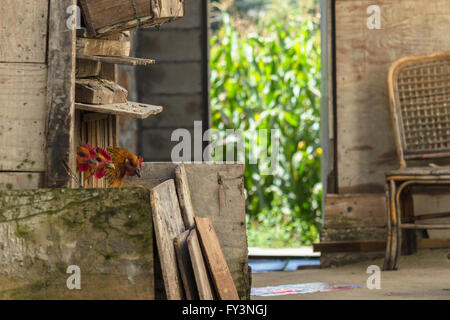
xmin=251 ymin=249 xmax=450 ymax=300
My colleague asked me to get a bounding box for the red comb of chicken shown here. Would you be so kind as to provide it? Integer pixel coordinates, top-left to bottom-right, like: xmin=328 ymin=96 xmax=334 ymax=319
xmin=77 ymin=143 xmax=97 ymax=172
xmin=93 ymin=147 xmax=114 ymax=179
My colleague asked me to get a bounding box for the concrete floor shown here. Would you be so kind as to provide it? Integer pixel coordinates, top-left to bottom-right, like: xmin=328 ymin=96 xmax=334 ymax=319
xmin=251 ymin=249 xmax=450 ymax=300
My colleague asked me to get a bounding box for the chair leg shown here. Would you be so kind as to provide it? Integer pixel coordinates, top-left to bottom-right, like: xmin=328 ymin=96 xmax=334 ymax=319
xmin=391 ymin=180 xmax=401 ymax=270
xmin=383 ymin=180 xmax=393 ymax=270
xmin=399 ymin=185 xmax=417 ymax=255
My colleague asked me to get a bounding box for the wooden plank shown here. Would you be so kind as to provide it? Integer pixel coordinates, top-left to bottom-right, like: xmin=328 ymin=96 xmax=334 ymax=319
xmin=76 ymin=78 xmax=128 ymax=105
xmin=325 ymin=194 xmax=386 ymax=228
xmin=314 ymin=240 xmax=386 ymax=253
xmin=150 ymin=179 xmax=185 ymax=300
xmin=75 ymin=101 xmax=162 ymax=119
xmin=175 ymin=164 xmax=195 ymax=229
xmin=419 ymin=238 xmax=450 ymax=249
xmin=79 ymin=0 xmax=184 ymax=37
xmin=187 ymin=229 xmax=215 ymax=300
xmin=76 ymin=59 xmax=101 ymax=78
xmin=45 ymin=0 xmax=77 ymax=188
xmin=0 ymin=0 xmax=48 ymax=63
xmin=76 ymin=38 xmax=131 ymax=57
xmin=0 ymin=188 xmax=154 ymax=299
xmin=195 ymin=217 xmax=239 ymax=300
xmin=0 ymin=63 xmax=47 ymax=172
xmin=335 ymin=0 xmax=450 ymax=193
xmin=174 ymin=230 xmax=199 ymax=300
xmin=314 ymin=238 xmax=450 ymax=253
xmin=77 ymin=54 xmax=155 ymax=66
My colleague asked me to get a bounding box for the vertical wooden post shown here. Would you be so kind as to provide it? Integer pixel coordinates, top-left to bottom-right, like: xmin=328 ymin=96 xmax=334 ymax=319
xmin=45 ymin=0 xmax=77 ymax=188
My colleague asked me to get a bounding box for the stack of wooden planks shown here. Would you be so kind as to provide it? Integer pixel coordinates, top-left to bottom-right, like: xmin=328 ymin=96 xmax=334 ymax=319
xmin=150 ymin=164 xmax=240 ymax=300
xmin=75 ymin=2 xmax=170 ymax=188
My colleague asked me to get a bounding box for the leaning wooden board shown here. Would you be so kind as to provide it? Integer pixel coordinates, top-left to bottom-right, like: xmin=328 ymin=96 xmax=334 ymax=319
xmin=187 ymin=229 xmax=215 ymax=300
xmin=195 ymin=217 xmax=239 ymax=300
xmin=174 ymin=230 xmax=199 ymax=300
xmin=175 ymin=164 xmax=196 ymax=229
xmin=150 ymin=179 xmax=185 ymax=300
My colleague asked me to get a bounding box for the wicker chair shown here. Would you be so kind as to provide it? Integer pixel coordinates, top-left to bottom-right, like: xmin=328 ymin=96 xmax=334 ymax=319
xmin=384 ymin=53 xmax=450 ymax=270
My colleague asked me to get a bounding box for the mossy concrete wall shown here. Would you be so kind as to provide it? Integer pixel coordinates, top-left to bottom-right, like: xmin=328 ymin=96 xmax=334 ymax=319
xmin=0 ymin=187 xmax=154 ymax=299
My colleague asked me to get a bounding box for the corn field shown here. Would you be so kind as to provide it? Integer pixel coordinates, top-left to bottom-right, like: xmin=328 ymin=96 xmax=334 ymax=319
xmin=210 ymin=1 xmax=322 ymax=247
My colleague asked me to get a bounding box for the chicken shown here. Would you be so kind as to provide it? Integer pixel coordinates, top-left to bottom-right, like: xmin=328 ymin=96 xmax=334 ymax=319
xmin=76 ymin=144 xmax=97 ymax=173
xmin=105 ymin=147 xmax=143 ymax=187
xmin=83 ymin=147 xmax=115 ymax=182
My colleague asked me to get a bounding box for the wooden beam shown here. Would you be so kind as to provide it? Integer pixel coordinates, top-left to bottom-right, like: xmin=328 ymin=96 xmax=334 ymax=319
xmin=77 ymin=54 xmax=155 ymax=66
xmin=76 ymin=38 xmax=131 ymax=57
xmin=44 ymin=0 xmax=77 ymax=188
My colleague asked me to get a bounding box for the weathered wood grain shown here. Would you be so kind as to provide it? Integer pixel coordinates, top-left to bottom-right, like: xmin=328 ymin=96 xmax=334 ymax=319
xmin=76 ymin=38 xmax=131 ymax=57
xmin=325 ymin=193 xmax=386 ymax=228
xmin=195 ymin=217 xmax=239 ymax=300
xmin=187 ymin=229 xmax=215 ymax=300
xmin=0 ymin=0 xmax=48 ymax=63
xmin=79 ymin=0 xmax=184 ymax=37
xmin=335 ymin=0 xmax=450 ymax=193
xmin=175 ymin=164 xmax=196 ymax=229
xmin=76 ymin=79 xmax=128 ymax=105
xmin=174 ymin=230 xmax=199 ymax=300
xmin=0 ymin=187 xmax=154 ymax=299
xmin=150 ymin=179 xmax=185 ymax=300
xmin=45 ymin=0 xmax=77 ymax=188
xmin=76 ymin=59 xmax=101 ymax=78
xmin=0 ymin=63 xmax=47 ymax=172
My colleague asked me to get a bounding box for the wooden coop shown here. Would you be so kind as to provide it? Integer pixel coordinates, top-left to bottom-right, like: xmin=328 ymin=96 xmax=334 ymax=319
xmin=0 ymin=0 xmax=250 ymax=300
xmin=318 ymin=0 xmax=450 ymax=266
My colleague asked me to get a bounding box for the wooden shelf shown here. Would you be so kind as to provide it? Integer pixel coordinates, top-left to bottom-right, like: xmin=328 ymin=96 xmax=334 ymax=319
xmin=77 ymin=54 xmax=155 ymax=66
xmin=75 ymin=101 xmax=163 ymax=119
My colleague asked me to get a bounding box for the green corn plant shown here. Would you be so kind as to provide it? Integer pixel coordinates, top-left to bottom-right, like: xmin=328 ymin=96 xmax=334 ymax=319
xmin=210 ymin=3 xmax=322 ymax=247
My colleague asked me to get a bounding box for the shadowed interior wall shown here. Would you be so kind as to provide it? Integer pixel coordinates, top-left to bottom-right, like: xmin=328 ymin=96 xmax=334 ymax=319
xmin=132 ymin=0 xmax=210 ymax=161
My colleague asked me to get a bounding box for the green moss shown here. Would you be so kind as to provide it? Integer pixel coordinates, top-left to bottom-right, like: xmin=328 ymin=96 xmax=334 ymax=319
xmin=14 ymin=223 xmax=32 ymax=240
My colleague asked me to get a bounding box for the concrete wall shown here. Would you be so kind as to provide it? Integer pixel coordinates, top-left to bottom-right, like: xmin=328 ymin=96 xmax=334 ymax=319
xmin=133 ymin=0 xmax=210 ymax=161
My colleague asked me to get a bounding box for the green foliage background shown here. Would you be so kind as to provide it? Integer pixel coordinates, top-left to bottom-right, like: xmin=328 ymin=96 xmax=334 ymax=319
xmin=209 ymin=0 xmax=322 ymax=247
